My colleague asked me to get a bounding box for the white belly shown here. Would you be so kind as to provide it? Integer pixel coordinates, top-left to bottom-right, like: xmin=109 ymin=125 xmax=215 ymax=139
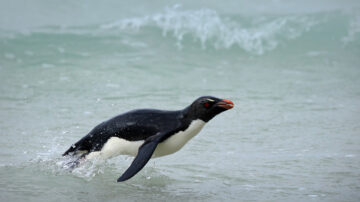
xmin=86 ymin=138 xmax=144 ymax=160
xmin=86 ymin=119 xmax=205 ymax=160
xmin=153 ymin=119 xmax=205 ymax=157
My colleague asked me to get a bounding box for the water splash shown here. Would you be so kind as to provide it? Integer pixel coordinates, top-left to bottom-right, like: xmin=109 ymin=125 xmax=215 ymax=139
xmin=26 ymin=134 xmax=109 ymax=181
xmin=30 ymin=152 xmax=110 ymax=181
xmin=101 ymin=5 xmax=318 ymax=54
xmin=343 ymin=13 xmax=360 ymax=44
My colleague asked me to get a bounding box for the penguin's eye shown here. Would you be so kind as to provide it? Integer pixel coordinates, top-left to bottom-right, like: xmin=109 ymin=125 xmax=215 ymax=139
xmin=203 ymin=98 xmax=215 ymax=108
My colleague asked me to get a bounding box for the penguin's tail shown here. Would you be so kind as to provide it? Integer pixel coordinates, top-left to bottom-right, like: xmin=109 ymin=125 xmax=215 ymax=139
xmin=63 ymin=145 xmax=77 ymax=156
xmin=63 ymin=137 xmax=92 ymax=156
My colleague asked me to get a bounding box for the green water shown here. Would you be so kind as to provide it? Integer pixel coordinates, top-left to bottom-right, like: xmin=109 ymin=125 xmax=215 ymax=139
xmin=1 ymin=1 xmax=360 ymax=201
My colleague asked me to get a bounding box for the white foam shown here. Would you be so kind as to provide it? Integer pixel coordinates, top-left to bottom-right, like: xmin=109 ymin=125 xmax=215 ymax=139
xmin=101 ymin=5 xmax=317 ymax=54
xmin=343 ymin=13 xmax=360 ymax=44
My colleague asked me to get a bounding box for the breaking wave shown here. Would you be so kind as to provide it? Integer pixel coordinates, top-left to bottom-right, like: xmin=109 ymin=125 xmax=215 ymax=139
xmin=101 ymin=5 xmax=319 ymax=54
xmin=1 ymin=5 xmax=359 ymax=55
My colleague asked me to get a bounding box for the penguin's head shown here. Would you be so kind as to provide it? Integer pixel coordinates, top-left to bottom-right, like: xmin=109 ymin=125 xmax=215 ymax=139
xmin=187 ymin=96 xmax=234 ymax=122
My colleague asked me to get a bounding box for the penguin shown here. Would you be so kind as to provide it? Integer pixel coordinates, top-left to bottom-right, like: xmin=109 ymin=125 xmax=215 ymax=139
xmin=63 ymin=96 xmax=234 ymax=182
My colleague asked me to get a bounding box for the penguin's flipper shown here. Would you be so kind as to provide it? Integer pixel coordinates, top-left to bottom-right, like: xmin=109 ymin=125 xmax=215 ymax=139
xmin=117 ymin=131 xmax=172 ymax=182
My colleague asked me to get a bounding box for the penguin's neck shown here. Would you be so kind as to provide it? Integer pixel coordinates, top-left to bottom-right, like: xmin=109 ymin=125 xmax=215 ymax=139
xmin=181 ymin=106 xmax=203 ymax=122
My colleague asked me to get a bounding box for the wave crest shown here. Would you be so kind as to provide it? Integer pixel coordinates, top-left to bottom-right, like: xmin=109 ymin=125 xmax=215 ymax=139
xmin=342 ymin=13 xmax=360 ymax=44
xmin=101 ymin=5 xmax=318 ymax=54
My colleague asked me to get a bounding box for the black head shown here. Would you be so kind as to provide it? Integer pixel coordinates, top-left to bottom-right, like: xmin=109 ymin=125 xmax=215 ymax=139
xmin=185 ymin=96 xmax=234 ymax=122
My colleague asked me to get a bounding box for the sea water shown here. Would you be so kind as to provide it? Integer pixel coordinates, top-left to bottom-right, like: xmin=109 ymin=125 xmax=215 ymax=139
xmin=0 ymin=0 xmax=360 ymax=201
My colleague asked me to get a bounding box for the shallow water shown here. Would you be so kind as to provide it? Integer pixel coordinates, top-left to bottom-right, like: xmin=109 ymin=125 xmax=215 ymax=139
xmin=1 ymin=1 xmax=360 ymax=201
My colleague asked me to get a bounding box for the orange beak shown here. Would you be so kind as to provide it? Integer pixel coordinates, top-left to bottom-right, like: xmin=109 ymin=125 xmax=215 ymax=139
xmin=217 ymin=99 xmax=234 ymax=109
